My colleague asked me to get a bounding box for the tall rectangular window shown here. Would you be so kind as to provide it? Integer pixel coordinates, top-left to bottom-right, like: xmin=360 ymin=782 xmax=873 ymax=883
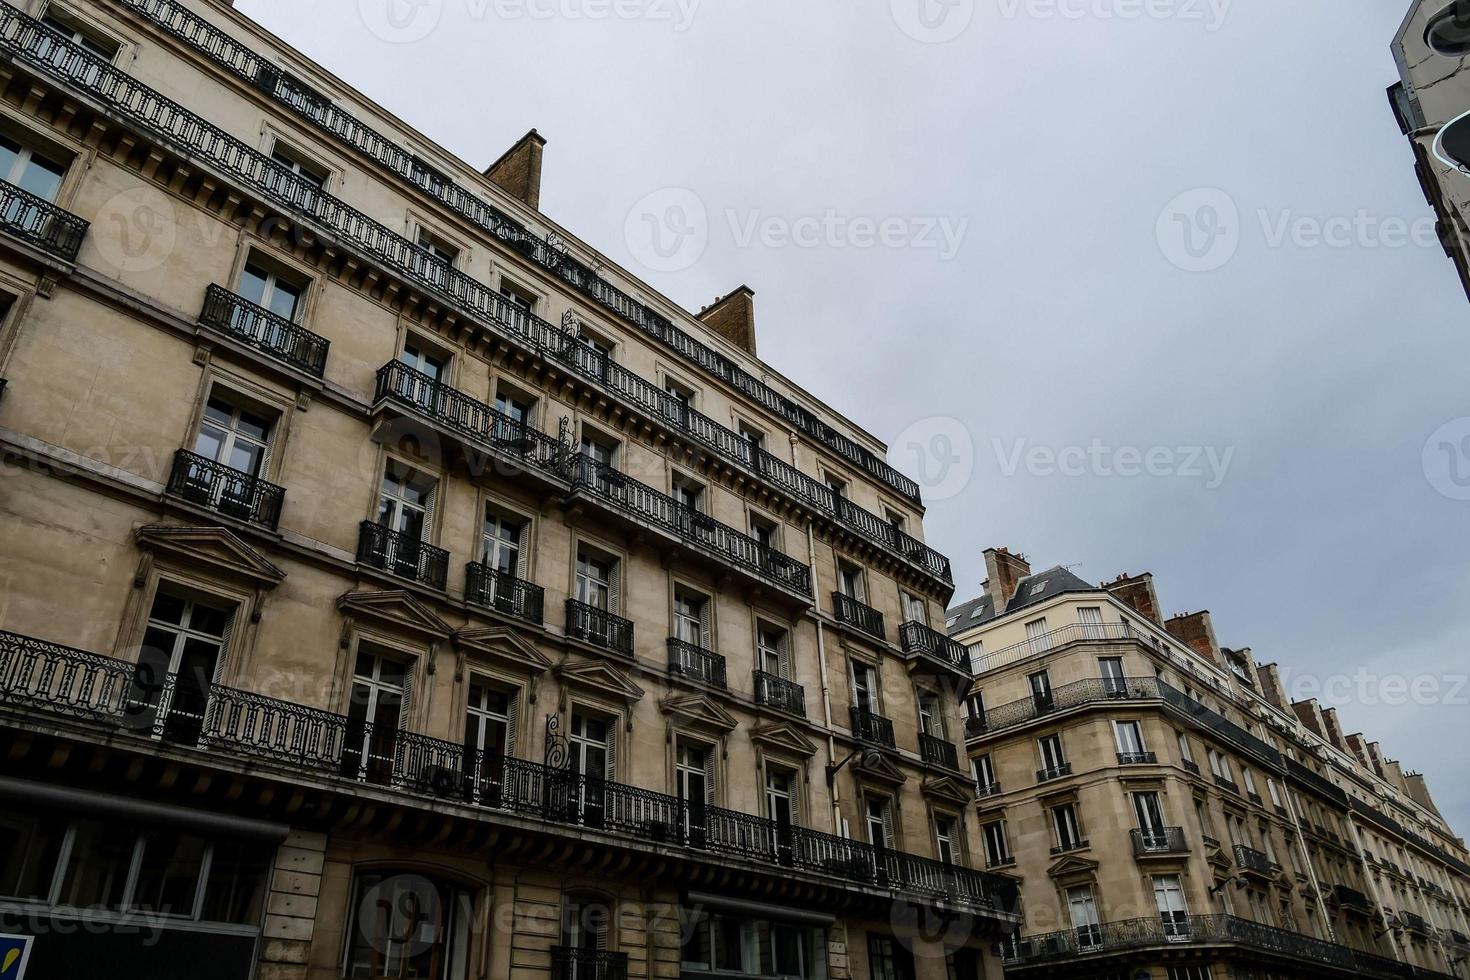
xmin=982 ymin=821 xmax=1011 ymax=868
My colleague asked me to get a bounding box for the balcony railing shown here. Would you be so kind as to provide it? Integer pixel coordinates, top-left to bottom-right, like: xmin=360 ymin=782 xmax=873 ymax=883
xmin=1401 ymin=912 xmax=1431 ymax=936
xmin=0 ymin=176 xmax=87 ymax=260
xmin=0 ymin=629 xmax=1021 ymax=918
xmin=1003 ymin=913 xmax=1461 ymax=979
xmin=165 ymin=449 xmax=284 ymax=530
xmin=964 ymin=713 xmax=987 ymax=738
xmin=565 ymin=600 xmax=634 ymax=657
xmin=1116 ymin=751 xmax=1158 ymax=766
xmin=464 ymin=562 xmax=544 ymax=626
xmin=832 ymin=592 xmax=885 ymax=641
xmin=198 ymin=284 xmax=329 ymax=377
xmin=1233 ymin=844 xmax=1274 ymax=876
xmin=918 ymin=732 xmax=959 ymax=770
xmin=974 ymin=621 xmax=1144 ymax=674
xmin=1157 ymin=682 xmax=1283 ymax=770
xmin=667 ymin=638 xmax=726 ymax=689
xmin=850 ymin=706 xmax=896 ymax=749
xmin=753 ymin=671 xmax=805 ymax=717
xmin=968 ymin=676 xmax=1159 ymax=738
xmin=1036 ymin=764 xmax=1072 ymax=783
xmin=977 ymin=782 xmax=1002 ymax=798
xmin=1330 ymin=885 xmax=1374 ymax=914
xmin=1214 ymin=775 xmax=1241 ymax=795
xmin=1131 ymin=827 xmax=1189 ymax=856
xmin=899 ymin=621 xmax=972 ymax=678
xmin=109 ymin=0 xmax=932 ymax=511
xmin=356 ymin=522 xmax=449 ymax=590
xmin=551 ymin=947 xmax=627 ymax=980
xmin=1182 ymin=759 xmax=1201 ymax=775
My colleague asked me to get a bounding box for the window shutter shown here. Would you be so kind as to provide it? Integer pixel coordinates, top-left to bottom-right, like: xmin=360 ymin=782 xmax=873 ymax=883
xmin=778 ymin=632 xmax=792 ymax=679
xmin=505 ymin=688 xmax=519 ymax=758
xmin=699 ymin=602 xmax=711 ymax=649
xmin=608 ymin=560 xmax=621 ymax=615
xmin=604 ymin=724 xmax=618 ymax=782
xmin=882 ymin=805 xmax=896 ymax=850
xmin=703 ymin=747 xmax=716 ymax=804
xmin=212 ymin=611 xmax=236 ymax=684
xmin=789 ymin=775 xmax=801 ymax=827
xmin=400 ymin=663 xmax=415 ymax=727
xmin=421 ymin=483 xmax=438 ymax=541
xmin=515 ymin=522 xmax=530 ymax=580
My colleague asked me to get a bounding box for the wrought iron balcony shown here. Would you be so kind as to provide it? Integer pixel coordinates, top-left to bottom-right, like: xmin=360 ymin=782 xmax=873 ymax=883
xmin=1131 ymin=827 xmax=1189 ymax=856
xmin=165 ymin=449 xmax=284 ymax=530
xmin=356 ymin=521 xmax=449 ymax=590
xmin=1182 ymin=759 xmax=1201 ymax=775
xmin=1401 ymin=912 xmax=1431 ymax=936
xmin=1116 ymin=751 xmax=1158 ymax=766
xmin=667 ymin=638 xmax=726 ymax=689
xmin=831 ymin=592 xmax=885 ymax=641
xmin=1233 ymin=844 xmax=1274 ymax=877
xmin=551 ymin=947 xmax=627 ymax=980
xmin=1247 ymin=791 xmax=1263 ymax=806
xmin=1003 ymin=913 xmax=1462 ymax=979
xmin=918 ymin=732 xmax=959 ymax=770
xmin=464 ymin=562 xmax=544 ymax=626
xmin=1036 ymin=764 xmax=1072 ymax=783
xmin=1214 ymin=775 xmax=1241 ymax=795
xmin=965 ymin=713 xmax=988 ymax=738
xmin=899 ymin=621 xmax=972 ymax=679
xmin=1050 ymin=838 xmax=1089 ymax=856
xmin=973 ymin=621 xmax=1145 ymax=674
xmin=0 ymin=629 xmax=1022 ymax=919
xmin=565 ymin=599 xmax=634 ymax=657
xmin=0 ymin=176 xmax=87 ymax=260
xmin=968 ymin=676 xmax=1160 ymax=738
xmin=1286 ymin=758 xmax=1347 ymax=806
xmin=977 ymin=782 xmax=1002 ymax=799
xmin=198 ymin=284 xmax=329 ymax=377
xmin=1329 ymin=885 xmax=1374 ymax=914
xmin=850 ymin=706 xmax=896 ymax=749
xmin=753 ymin=671 xmax=805 ymax=717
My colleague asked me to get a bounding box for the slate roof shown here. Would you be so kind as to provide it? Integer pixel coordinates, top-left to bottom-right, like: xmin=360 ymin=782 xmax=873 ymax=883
xmin=945 ymin=565 xmax=1102 ymax=634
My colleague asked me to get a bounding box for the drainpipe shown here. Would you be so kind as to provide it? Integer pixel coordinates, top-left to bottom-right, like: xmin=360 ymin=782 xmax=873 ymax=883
xmin=807 ymin=521 xmax=841 ymax=835
xmin=1282 ymin=791 xmax=1338 ymax=944
xmin=1345 ymin=812 xmax=1405 ymax=962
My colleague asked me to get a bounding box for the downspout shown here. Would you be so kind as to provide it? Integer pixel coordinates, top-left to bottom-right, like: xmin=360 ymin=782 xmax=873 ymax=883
xmin=808 ymin=519 xmax=840 ymax=835
xmin=1345 ymin=811 xmax=1405 ymax=961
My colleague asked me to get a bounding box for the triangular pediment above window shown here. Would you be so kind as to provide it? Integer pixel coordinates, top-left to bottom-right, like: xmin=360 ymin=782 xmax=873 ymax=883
xmin=337 ymin=590 xmax=452 ymax=639
xmin=135 ymin=524 xmax=284 ymax=587
xmin=856 ymin=752 xmax=909 ymax=786
xmin=453 ymin=627 xmax=552 ymax=675
xmin=749 ymin=722 xmax=819 ymax=758
xmin=921 ymin=774 xmax=975 ymax=807
xmin=555 ymin=659 xmax=645 ymax=704
xmin=1047 ymin=855 xmax=1100 ymax=880
xmin=1207 ymin=847 xmax=1235 ymax=874
xmin=660 ymin=693 xmax=739 ymax=732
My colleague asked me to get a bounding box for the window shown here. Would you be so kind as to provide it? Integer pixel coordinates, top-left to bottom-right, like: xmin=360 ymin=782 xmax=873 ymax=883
xmin=580 ymin=429 xmax=618 ymax=470
xmin=750 ymin=514 xmax=778 ymax=552
xmin=40 ymin=11 xmax=120 ymax=60
xmin=764 ymin=765 xmax=798 ymax=827
xmin=934 ymin=814 xmax=958 ymax=865
xmin=498 ymin=277 xmax=536 ymax=312
xmin=1134 ymin=792 xmax=1166 ymax=835
xmin=982 ymin=821 xmax=1011 ymax=868
xmin=1267 ymin=778 xmax=1282 ymax=807
xmin=0 ymin=806 xmax=64 ymax=900
xmin=345 ymin=870 xmax=471 ymax=979
xmin=1099 ymin=656 xmax=1126 ymax=694
xmin=238 ymin=257 xmax=307 ymax=322
xmin=868 ymin=935 xmax=915 ymax=980
xmin=837 ymin=562 xmax=866 ymax=602
xmin=1078 ymin=606 xmax=1105 ymax=639
xmin=1025 ymin=617 xmax=1051 ymax=654
xmin=901 ymin=591 xmax=928 ymax=625
xmin=416 ymin=227 xmax=460 ymax=266
xmin=1028 ymin=670 xmax=1053 ymax=710
xmin=671 ymin=474 xmax=705 ymax=514
xmin=851 ymin=661 xmax=878 ymax=714
xmin=399 ymin=338 xmax=448 ymax=382
xmin=1242 ymin=768 xmax=1258 ymax=795
xmin=964 ymin=690 xmax=985 ymax=722
xmin=1052 ymin=804 xmax=1084 ymax=851
xmin=195 ymin=392 xmax=273 ymax=478
xmin=825 ymin=474 xmax=847 ymax=499
xmin=463 ymin=679 xmax=516 ymax=784
xmin=673 ymin=586 xmax=710 ymax=647
xmin=1153 ymin=875 xmax=1190 ymax=939
xmin=494 ymin=385 xmax=536 ymax=429
xmin=269 ymin=143 xmax=328 ymax=190
xmin=755 ymin=625 xmax=788 ymax=678
xmin=575 ymin=551 xmax=617 ymax=612
xmin=681 ymin=908 xmax=825 ymax=979
xmin=1067 ymin=886 xmax=1101 ymax=949
xmin=480 ymin=507 xmax=527 ymax=579
xmin=884 ymin=509 xmax=907 ymax=534
xmin=973 ymin=753 xmax=995 ymax=791
xmin=569 ymin=711 xmax=615 ymax=825
xmin=738 ymin=421 xmax=765 ymax=453
xmin=343 ymin=649 xmax=409 ymax=784
xmin=1195 ymin=798 xmax=1216 ymax=839
xmin=136 ymin=589 xmax=233 ymax=744
xmin=1115 ymin=720 xmax=1146 ymax=757
xmin=676 ymin=739 xmax=715 ymax=837
xmin=378 ymin=460 xmax=436 ymax=542
xmin=1177 ymin=731 xmax=1197 ymax=767
xmin=865 ymin=796 xmax=895 ymax=849
xmin=664 ymin=377 xmax=695 ymax=418
xmin=1038 ymin=733 xmax=1066 ymax=773
xmin=966 ymin=641 xmax=984 ymax=674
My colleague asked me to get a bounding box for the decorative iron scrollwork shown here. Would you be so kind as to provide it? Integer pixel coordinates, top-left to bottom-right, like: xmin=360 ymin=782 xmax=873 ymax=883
xmin=544 ymin=712 xmax=570 ymax=770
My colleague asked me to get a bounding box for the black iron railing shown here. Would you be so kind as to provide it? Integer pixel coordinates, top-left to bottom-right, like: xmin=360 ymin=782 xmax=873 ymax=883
xmin=464 ymin=562 xmax=544 ymax=626
xmin=975 ymin=621 xmax=1143 ymax=674
xmin=1330 ymin=885 xmax=1374 ymax=913
xmin=565 ymin=599 xmax=634 ymax=657
xmin=1116 ymin=751 xmax=1157 ymax=766
xmin=356 ymin=521 xmax=449 ymax=590
xmin=977 ymin=782 xmax=1002 ymax=798
xmin=850 ymin=706 xmax=896 ymax=749
xmin=753 ymin=671 xmax=805 ymax=717
xmin=0 ymin=176 xmax=87 ymax=260
xmin=1234 ymin=844 xmax=1274 ymax=875
xmin=1182 ymin=759 xmax=1200 ymax=775
xmin=165 ymin=449 xmax=284 ymax=530
xmin=198 ymin=284 xmax=328 ymax=377
xmin=109 ymin=0 xmax=929 ymax=508
xmin=1215 ymin=775 xmax=1241 ymax=795
xmin=1401 ymin=912 xmax=1431 ymax=935
xmin=1005 ymin=913 xmax=1461 ymax=979
xmin=1287 ymin=757 xmax=1349 ymax=806
xmin=832 ymin=592 xmax=885 ymax=641
xmin=899 ymin=621 xmax=971 ymax=677
xmin=970 ymin=676 xmax=1159 ymax=737
xmin=667 ymin=638 xmax=726 ymax=689
xmin=1036 ymin=764 xmax=1072 ymax=783
xmin=0 ymin=629 xmax=1021 ymax=917
xmin=919 ymin=732 xmax=959 ymax=770
xmin=1131 ymin=827 xmax=1189 ymax=856
xmin=550 ymin=947 xmax=627 ymax=980
xmin=1159 ymin=683 xmax=1283 ymax=770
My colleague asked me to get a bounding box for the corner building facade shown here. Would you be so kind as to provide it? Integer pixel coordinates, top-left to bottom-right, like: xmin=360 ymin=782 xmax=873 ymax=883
xmin=0 ymin=2 xmax=1018 ymax=978
xmin=948 ymin=549 xmax=1470 ymax=980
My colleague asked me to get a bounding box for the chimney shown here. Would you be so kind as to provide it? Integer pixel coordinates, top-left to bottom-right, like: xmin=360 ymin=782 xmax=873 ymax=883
xmin=1345 ymin=733 xmax=1370 ymax=768
xmin=484 ymin=129 xmax=546 ymax=211
xmin=1256 ymin=663 xmax=1288 ymax=711
xmin=1291 ymin=699 xmax=1324 ymax=738
xmin=696 ymin=286 xmax=757 ymax=356
xmin=983 ymin=547 xmax=1031 ymax=613
xmin=1384 ymin=759 xmax=1409 ymax=793
xmin=1164 ymin=611 xmax=1220 ymax=667
xmin=1405 ymin=772 xmax=1446 ymax=819
xmin=1106 ymin=572 xmax=1163 ymax=625
xmin=1367 ymin=742 xmax=1386 ymax=779
xmin=1320 ymin=708 xmax=1346 ymax=751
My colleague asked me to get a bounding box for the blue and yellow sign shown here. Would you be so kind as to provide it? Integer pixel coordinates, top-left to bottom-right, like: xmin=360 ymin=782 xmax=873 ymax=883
xmin=0 ymin=934 xmax=32 ymax=980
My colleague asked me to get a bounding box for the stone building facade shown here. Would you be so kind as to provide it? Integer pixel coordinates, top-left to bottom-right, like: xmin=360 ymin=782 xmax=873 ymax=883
xmin=0 ymin=2 xmax=1019 ymax=978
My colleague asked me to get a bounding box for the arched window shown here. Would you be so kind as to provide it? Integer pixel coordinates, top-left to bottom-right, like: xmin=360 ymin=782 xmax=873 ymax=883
xmin=344 ymin=869 xmax=472 ymax=979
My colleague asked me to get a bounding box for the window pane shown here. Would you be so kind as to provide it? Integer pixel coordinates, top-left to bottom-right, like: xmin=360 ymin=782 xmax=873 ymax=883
xmin=0 ymin=807 xmax=63 ymax=900
xmin=17 ymin=153 xmax=64 ymax=202
xmin=238 ymin=264 xmax=270 ymax=307
xmin=132 ymin=833 xmax=207 ymax=916
xmin=59 ymin=819 xmax=136 ymax=909
xmin=200 ymin=839 xmax=273 ymax=924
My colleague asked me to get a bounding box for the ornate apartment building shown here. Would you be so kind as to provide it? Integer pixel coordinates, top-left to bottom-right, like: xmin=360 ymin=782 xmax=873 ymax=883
xmin=0 ymin=2 xmax=1019 ymax=978
xmin=1391 ymin=0 xmax=1470 ymax=302
xmin=949 ymin=548 xmax=1470 ymax=980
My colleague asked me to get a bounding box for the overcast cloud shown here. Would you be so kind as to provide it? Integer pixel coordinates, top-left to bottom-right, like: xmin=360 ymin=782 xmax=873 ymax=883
xmin=235 ymin=0 xmax=1470 ymax=833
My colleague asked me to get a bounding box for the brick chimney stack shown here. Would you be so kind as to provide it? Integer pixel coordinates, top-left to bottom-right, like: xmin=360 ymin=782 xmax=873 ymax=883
xmin=484 ymin=129 xmax=546 ymax=211
xmin=1164 ymin=610 xmax=1221 ymax=668
xmin=983 ymin=547 xmax=1031 ymax=613
xmin=697 ymin=286 xmax=757 ymax=356
xmin=1106 ymin=572 xmax=1163 ymax=625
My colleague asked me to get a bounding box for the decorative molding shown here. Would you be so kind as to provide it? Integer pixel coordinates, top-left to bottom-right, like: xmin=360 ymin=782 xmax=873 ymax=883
xmin=1046 ymin=854 xmax=1100 ymax=881
xmin=336 ymin=590 xmax=452 ymax=639
xmin=554 ymin=659 xmax=645 ymax=705
xmin=659 ymin=693 xmax=738 ymax=733
xmin=920 ymin=774 xmax=975 ymax=807
xmin=749 ymin=721 xmax=819 ymax=758
xmin=134 ymin=523 xmax=284 ymax=587
xmin=452 ymin=626 xmax=553 ymax=680
xmin=855 ymin=752 xmax=909 ymax=787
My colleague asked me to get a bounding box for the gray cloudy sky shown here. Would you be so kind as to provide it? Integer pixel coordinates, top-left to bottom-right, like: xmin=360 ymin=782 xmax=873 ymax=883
xmin=235 ymin=0 xmax=1470 ymax=833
